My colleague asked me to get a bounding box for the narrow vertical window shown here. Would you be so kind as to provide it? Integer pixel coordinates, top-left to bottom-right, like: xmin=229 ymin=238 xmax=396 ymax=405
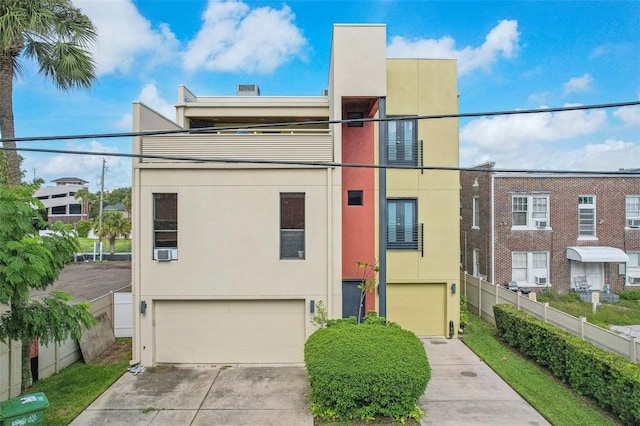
xmin=578 ymin=195 xmax=596 ymax=237
xmin=153 ymin=193 xmax=177 ymax=249
xmin=472 ymin=197 xmax=480 ymax=228
xmin=280 ymin=193 xmax=305 ymax=259
xmin=512 ymin=196 xmax=527 ymax=226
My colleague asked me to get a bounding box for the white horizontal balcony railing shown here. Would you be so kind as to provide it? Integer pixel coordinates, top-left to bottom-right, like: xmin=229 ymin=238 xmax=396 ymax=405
xmin=139 ymin=130 xmax=333 ymax=164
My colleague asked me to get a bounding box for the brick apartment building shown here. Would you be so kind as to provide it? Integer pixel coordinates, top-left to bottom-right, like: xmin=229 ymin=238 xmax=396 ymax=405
xmin=461 ymin=162 xmax=640 ymax=293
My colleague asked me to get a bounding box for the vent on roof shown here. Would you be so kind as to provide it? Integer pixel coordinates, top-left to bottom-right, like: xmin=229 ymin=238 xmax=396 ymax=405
xmin=321 ymin=89 xmax=329 ymax=96
xmin=237 ymin=84 xmax=260 ymax=96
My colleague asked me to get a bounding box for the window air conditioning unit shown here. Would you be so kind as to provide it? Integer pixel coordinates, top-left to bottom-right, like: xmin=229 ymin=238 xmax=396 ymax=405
xmin=629 ymin=276 xmax=640 ymax=285
xmin=627 ymin=218 xmax=640 ymax=228
xmin=154 ymin=248 xmax=177 ymax=262
xmin=535 ymin=276 xmax=547 ymax=285
xmin=535 ymin=220 xmax=548 ymax=229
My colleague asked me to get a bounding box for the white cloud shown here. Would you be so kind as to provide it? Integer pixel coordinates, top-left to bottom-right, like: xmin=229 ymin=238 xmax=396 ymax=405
xmin=552 ymin=138 xmax=640 ymax=171
xmin=138 ymin=83 xmax=175 ymax=120
xmin=73 ymin=0 xmax=179 ymax=75
xmin=460 ymin=105 xmax=607 ymax=151
xmin=387 ymin=19 xmax=520 ymax=75
xmin=613 ymin=105 xmax=640 ymax=127
xmin=562 ymin=74 xmax=593 ymax=95
xmin=35 ymin=141 xmax=131 ymax=190
xmin=183 ymin=0 xmax=307 ymax=73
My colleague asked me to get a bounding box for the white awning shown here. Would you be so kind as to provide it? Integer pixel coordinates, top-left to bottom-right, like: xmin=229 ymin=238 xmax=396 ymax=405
xmin=566 ymin=247 xmax=629 ymax=263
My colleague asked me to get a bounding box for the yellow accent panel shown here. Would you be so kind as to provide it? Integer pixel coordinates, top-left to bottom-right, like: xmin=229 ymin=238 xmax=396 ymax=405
xmin=387 ymin=283 xmax=446 ymax=336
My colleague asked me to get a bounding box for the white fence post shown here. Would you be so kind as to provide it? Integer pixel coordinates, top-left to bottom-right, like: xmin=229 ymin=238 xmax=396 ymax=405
xmin=478 ymin=277 xmax=482 ymax=319
xmin=580 ymin=317 xmax=586 ymax=340
xmin=543 ymin=302 xmax=549 ymax=323
xmin=631 ymin=337 xmax=637 ymax=364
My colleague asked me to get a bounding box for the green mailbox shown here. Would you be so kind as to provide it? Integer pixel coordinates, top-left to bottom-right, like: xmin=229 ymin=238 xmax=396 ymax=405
xmin=0 ymin=393 xmax=49 ymax=426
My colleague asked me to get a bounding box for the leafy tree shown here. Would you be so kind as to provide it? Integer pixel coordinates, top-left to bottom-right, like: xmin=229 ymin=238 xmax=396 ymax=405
xmin=74 ymin=187 xmax=99 ymax=220
xmin=0 ymin=0 xmax=97 ymax=186
xmin=95 ymin=210 xmax=131 ymax=254
xmin=0 ymin=185 xmax=95 ymax=389
xmin=104 ymin=187 xmax=131 ymax=213
xmin=356 ymin=260 xmax=379 ymax=324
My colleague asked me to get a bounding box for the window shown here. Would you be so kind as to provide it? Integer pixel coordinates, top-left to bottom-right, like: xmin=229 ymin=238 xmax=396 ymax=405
xmin=472 ymin=197 xmax=480 ymax=228
xmin=578 ymin=195 xmax=596 ymax=237
xmin=511 ymin=252 xmax=549 ymax=285
xmin=387 ymin=199 xmax=417 ymax=249
xmin=51 ymin=193 xmax=66 ymax=199
xmin=627 ymin=252 xmax=640 ymax=285
xmin=626 ymin=196 xmax=640 ymax=228
xmin=153 ymin=193 xmax=177 ymax=249
xmin=280 ymin=193 xmax=305 ymax=259
xmin=69 ymin=204 xmax=82 ymax=215
xmin=387 ymin=119 xmax=417 ymax=165
xmin=347 ymin=190 xmax=363 ymax=206
xmin=51 ymin=206 xmax=66 ymax=215
xmin=512 ymin=195 xmax=549 ymax=228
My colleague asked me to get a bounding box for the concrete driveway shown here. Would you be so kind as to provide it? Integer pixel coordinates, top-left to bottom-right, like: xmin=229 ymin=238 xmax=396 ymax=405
xmin=70 ymin=365 xmax=312 ymax=425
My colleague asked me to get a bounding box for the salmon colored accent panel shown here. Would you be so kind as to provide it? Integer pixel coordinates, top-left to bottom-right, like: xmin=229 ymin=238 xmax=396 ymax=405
xmin=342 ymin=122 xmax=375 ymax=281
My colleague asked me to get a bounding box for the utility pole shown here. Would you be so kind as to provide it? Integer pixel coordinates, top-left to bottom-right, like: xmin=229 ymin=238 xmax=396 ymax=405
xmin=98 ymin=158 xmax=106 ymax=242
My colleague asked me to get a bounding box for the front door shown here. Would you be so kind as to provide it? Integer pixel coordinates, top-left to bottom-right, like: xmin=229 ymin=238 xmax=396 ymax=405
xmin=571 ymin=261 xmax=603 ymax=290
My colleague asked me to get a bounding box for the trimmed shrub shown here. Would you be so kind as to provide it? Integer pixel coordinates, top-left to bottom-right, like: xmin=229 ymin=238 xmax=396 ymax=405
xmin=494 ymin=304 xmax=640 ymax=425
xmin=305 ymin=323 xmax=430 ymax=422
xmin=75 ymin=219 xmax=91 ymax=238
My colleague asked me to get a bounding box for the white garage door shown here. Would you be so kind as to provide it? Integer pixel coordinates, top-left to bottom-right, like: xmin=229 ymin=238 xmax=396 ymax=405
xmin=154 ymin=300 xmax=305 ymax=364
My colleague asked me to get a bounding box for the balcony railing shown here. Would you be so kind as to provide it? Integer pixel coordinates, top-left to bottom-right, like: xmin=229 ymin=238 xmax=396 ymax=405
xmin=387 ymin=223 xmax=424 ymax=256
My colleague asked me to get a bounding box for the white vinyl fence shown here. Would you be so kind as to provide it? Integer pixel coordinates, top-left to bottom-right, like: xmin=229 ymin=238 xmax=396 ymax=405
xmin=0 ymin=286 xmax=132 ymax=401
xmin=462 ymin=272 xmax=640 ymax=364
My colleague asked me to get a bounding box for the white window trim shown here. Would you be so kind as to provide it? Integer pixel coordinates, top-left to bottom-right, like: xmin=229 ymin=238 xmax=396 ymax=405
xmin=472 ymin=196 xmax=480 ymax=229
xmin=511 ymin=194 xmax=550 ymax=230
xmin=578 ymin=195 xmax=597 ymax=240
xmin=625 ymin=195 xmax=640 ymax=229
xmin=511 ymin=251 xmax=551 ymax=287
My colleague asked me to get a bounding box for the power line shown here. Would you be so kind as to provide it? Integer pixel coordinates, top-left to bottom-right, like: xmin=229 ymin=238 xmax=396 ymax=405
xmin=1 ymin=100 xmax=639 ymax=144
xmin=3 ymin=145 xmax=639 ymax=176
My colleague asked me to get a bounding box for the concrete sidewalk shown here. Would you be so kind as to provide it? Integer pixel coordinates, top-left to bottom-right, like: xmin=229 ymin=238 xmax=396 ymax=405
xmin=420 ymin=337 xmax=550 ymax=425
xmin=70 ymin=337 xmax=549 ymax=425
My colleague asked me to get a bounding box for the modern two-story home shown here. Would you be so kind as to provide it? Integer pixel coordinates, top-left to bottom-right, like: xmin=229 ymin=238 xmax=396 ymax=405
xmin=130 ymin=24 xmax=460 ymax=366
xmin=460 ymin=162 xmax=640 ymax=293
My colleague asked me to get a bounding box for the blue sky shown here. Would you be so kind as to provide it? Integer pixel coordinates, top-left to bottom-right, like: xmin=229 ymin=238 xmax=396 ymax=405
xmin=10 ymin=0 xmax=640 ymax=191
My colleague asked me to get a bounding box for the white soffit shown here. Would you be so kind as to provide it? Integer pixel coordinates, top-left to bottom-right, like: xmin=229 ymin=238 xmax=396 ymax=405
xmin=566 ymin=247 xmax=629 ymax=263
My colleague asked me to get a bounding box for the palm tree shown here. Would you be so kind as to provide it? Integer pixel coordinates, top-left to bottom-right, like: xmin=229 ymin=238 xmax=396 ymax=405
xmin=95 ymin=211 xmax=131 ymax=255
xmin=0 ymin=0 xmax=97 ymax=186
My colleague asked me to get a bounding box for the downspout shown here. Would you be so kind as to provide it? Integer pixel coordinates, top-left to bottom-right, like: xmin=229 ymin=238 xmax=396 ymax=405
xmin=327 ymin=167 xmax=333 ymax=316
xmin=491 ymin=172 xmax=495 ymax=285
xmin=378 ymin=97 xmax=387 ymax=317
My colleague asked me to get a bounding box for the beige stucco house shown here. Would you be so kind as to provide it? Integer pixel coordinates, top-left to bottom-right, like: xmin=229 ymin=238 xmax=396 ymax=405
xmin=131 ymin=24 xmax=459 ymax=366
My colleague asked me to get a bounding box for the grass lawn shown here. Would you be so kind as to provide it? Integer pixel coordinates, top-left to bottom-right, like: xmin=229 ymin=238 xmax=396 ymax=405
xmin=23 ymin=339 xmax=131 ymax=426
xmin=462 ymin=315 xmax=620 ymax=426
xmin=77 ymin=237 xmax=131 ymax=254
xmin=537 ymin=291 xmax=640 ymax=328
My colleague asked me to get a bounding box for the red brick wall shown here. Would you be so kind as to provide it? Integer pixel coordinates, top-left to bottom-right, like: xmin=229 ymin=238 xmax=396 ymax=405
xmin=461 ymin=170 xmax=640 ymax=293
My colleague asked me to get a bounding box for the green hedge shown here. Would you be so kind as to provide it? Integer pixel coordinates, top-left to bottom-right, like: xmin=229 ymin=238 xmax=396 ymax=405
xmin=304 ymin=322 xmax=430 ymax=422
xmin=618 ymin=290 xmax=640 ymax=301
xmin=493 ymin=304 xmax=640 ymax=425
